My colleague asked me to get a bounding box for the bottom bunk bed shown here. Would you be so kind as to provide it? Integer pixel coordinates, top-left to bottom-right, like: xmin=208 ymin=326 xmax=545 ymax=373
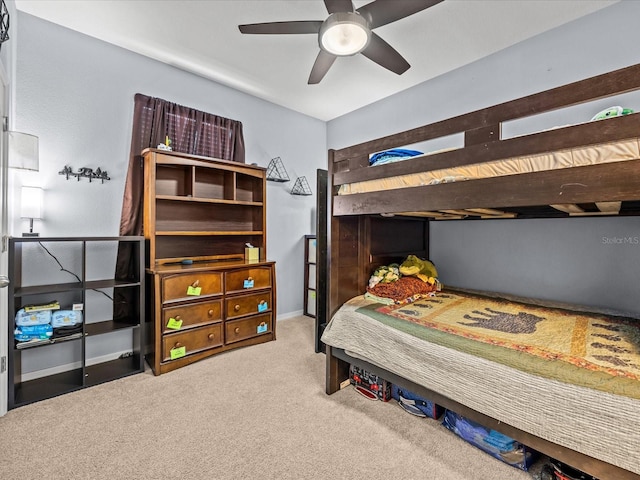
xmin=322 ymin=288 xmax=640 ymax=480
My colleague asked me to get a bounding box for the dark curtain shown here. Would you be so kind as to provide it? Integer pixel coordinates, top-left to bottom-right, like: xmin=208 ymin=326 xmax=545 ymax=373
xmin=119 ymin=93 xmax=245 ymax=242
xmin=114 ymin=95 xmax=245 ymax=319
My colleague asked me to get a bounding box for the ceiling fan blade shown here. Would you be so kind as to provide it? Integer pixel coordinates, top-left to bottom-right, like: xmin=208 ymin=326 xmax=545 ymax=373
xmin=361 ymin=32 xmax=410 ymax=75
xmin=308 ymin=50 xmax=337 ymax=84
xmin=324 ymin=0 xmax=354 ymax=14
xmin=357 ymin=0 xmax=443 ymax=29
xmin=239 ymin=21 xmax=323 ymax=35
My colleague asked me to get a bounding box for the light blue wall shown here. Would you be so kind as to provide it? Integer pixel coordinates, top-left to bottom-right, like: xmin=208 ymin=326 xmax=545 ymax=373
xmin=327 ymin=1 xmax=640 ymax=315
xmin=13 ymin=2 xmax=640 ymax=320
xmin=14 ymin=12 xmax=327 ymax=318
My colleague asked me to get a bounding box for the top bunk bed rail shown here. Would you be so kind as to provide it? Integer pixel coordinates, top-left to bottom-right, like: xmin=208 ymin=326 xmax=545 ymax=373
xmin=330 ymin=63 xmax=640 ymax=219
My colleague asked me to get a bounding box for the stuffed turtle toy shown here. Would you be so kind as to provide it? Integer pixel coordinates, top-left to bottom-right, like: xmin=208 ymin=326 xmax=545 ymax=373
xmin=399 ymin=255 xmax=438 ymax=284
xmin=590 ymin=106 xmax=634 ymax=121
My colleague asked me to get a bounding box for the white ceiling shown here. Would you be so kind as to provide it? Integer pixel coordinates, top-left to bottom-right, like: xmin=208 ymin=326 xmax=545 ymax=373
xmin=15 ymin=0 xmax=618 ymax=121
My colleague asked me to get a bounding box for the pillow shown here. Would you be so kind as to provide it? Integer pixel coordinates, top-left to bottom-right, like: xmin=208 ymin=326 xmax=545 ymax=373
xmin=369 ymin=148 xmax=423 ymax=166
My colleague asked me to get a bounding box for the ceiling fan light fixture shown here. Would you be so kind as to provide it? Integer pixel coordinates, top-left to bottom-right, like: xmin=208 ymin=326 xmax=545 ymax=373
xmin=319 ymin=12 xmax=370 ymax=56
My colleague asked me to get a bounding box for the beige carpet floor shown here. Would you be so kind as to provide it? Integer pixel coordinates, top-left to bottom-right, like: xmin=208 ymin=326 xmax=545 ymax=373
xmin=0 ymin=316 xmax=539 ymax=480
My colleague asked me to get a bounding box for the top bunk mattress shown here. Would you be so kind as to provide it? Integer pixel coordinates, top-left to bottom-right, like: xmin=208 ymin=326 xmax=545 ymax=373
xmin=337 ymin=138 xmax=640 ymax=195
xmin=321 ymin=289 xmax=640 ymax=475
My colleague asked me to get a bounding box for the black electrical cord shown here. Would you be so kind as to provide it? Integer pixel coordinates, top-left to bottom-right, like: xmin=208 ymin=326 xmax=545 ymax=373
xmin=38 ymin=242 xmax=114 ymax=301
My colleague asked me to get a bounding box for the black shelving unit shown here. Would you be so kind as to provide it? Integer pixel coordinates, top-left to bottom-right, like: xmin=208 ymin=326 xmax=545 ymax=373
xmin=303 ymin=235 xmax=316 ymax=318
xmin=7 ymin=236 xmax=145 ymax=409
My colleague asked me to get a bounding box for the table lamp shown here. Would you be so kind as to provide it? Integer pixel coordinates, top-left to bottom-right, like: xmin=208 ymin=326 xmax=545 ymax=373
xmin=21 ymin=186 xmax=43 ymax=236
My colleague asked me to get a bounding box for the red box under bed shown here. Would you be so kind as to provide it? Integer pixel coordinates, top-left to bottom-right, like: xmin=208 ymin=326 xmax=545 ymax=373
xmin=349 ymin=365 xmax=392 ymax=401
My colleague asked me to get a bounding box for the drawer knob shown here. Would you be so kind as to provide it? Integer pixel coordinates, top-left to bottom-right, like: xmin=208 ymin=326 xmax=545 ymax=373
xmin=175 ymin=315 xmax=181 ymax=320
xmin=208 ymin=309 xmax=214 ymax=317
xmin=234 ymin=327 xmax=240 ymax=334
xmin=234 ymin=304 xmax=240 ymax=312
xmin=192 ymin=280 xmax=200 ymax=288
xmin=174 ymin=342 xmax=183 ymax=348
xmin=208 ymin=333 xmax=215 ymax=340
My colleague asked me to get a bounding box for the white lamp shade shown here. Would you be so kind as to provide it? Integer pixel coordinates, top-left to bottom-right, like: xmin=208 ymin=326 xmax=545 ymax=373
xmin=321 ymin=23 xmax=368 ymax=55
xmin=21 ymin=186 xmax=43 ymax=219
xmin=319 ymin=12 xmax=370 ymax=57
xmin=9 ymin=131 xmax=39 ymax=171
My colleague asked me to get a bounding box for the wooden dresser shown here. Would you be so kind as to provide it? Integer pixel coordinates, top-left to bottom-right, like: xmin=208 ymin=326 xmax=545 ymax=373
xmin=142 ymin=148 xmax=276 ymax=375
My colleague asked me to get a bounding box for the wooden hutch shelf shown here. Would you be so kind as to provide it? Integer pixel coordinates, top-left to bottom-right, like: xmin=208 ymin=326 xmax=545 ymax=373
xmin=142 ymin=149 xmax=277 ymax=375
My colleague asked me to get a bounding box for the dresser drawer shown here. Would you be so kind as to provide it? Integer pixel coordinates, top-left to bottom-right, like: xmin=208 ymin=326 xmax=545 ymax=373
xmin=162 ymin=300 xmax=222 ymax=334
xmin=162 ymin=324 xmax=223 ymax=362
xmin=226 ymin=291 xmax=272 ymax=320
xmin=162 ymin=272 xmax=223 ymax=303
xmin=225 ymin=267 xmax=272 ymax=294
xmin=225 ymin=313 xmax=272 ymax=344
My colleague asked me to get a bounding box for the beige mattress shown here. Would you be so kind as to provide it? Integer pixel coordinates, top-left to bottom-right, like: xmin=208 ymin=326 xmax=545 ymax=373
xmin=338 ymin=139 xmax=640 ymax=195
xmin=321 ymin=293 xmax=640 ymax=475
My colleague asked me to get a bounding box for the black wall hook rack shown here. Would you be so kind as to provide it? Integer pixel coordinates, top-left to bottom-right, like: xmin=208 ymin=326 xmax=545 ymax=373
xmin=59 ymin=165 xmax=111 ymax=183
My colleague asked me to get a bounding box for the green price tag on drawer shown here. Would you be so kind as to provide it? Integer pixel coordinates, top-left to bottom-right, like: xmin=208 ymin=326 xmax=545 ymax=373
xmin=170 ymin=346 xmax=186 ymax=360
xmin=257 ymin=322 xmax=268 ymax=334
xmin=166 ymin=318 xmax=183 ymax=330
xmin=187 ymin=286 xmax=202 ymax=296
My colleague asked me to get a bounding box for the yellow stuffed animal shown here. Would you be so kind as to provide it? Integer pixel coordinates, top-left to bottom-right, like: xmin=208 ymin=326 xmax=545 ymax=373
xmin=399 ymin=255 xmax=438 ymax=284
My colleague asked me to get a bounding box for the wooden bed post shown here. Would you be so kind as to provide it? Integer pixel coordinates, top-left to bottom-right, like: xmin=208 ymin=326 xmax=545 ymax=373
xmin=325 ymin=148 xmax=357 ymax=393
xmin=325 ymin=346 xmax=350 ymax=394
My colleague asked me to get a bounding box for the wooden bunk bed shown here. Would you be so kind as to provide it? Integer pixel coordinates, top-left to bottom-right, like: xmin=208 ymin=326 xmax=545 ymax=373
xmin=322 ymin=63 xmax=640 ymax=480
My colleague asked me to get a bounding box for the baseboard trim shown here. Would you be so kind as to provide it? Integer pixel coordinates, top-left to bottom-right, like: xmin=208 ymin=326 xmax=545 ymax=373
xmin=277 ymin=310 xmax=304 ymax=321
xmin=20 ymin=350 xmax=132 ymax=382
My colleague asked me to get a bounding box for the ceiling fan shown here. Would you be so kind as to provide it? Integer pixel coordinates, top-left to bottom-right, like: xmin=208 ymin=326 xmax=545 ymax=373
xmin=238 ymin=0 xmax=443 ymax=84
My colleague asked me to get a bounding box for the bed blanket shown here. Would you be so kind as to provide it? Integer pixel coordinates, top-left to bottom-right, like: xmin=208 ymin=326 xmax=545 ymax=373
xmin=366 ymin=290 xmax=640 ymax=399
xmin=338 ymin=138 xmax=640 ymax=195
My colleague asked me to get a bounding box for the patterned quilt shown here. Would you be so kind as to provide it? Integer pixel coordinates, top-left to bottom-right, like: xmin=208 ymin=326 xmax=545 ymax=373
xmin=357 ymin=290 xmax=640 ymax=399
